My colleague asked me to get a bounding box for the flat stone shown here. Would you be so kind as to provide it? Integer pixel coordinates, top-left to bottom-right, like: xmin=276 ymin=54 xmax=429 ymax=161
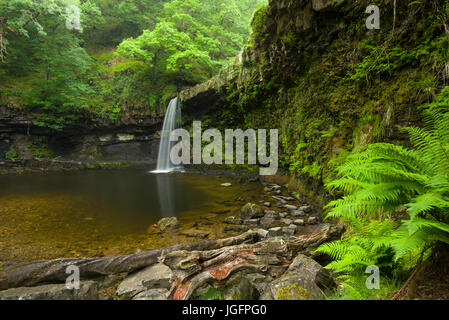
xmin=116 ymin=263 xmax=173 ymax=299
xmin=220 ymin=183 xmax=232 ymax=187
xmin=284 ymin=205 xmax=298 ymax=211
xmin=293 ymin=219 xmax=305 ymax=226
xmin=283 ymin=225 xmax=297 ymax=236
xmin=279 ymin=212 xmax=288 ymax=218
xmin=291 ymin=210 xmax=305 ymax=217
xmin=243 ymin=219 xmax=260 ymax=226
xmin=300 ymin=205 xmax=312 ymax=213
xmin=281 ymin=218 xmax=293 ymax=225
xmin=0 ymin=281 xmax=98 ymax=300
xmin=253 ymin=228 xmax=269 ymax=239
xmin=133 ymin=289 xmax=169 ymax=300
xmin=308 ymin=217 xmax=319 ymax=225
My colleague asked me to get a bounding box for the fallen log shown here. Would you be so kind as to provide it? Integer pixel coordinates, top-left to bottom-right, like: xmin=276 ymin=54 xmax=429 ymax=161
xmin=0 ymin=231 xmax=259 ymax=290
xmin=163 ymin=223 xmax=344 ymax=300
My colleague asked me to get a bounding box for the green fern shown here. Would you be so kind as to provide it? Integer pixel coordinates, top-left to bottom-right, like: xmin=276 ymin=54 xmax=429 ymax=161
xmin=318 ymin=86 xmax=449 ymax=287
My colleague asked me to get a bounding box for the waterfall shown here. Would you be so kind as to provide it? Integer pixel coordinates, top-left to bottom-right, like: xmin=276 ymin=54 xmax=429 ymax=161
xmin=154 ymin=97 xmax=182 ymax=173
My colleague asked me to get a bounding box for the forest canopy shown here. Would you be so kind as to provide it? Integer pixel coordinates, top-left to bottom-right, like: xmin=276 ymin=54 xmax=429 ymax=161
xmin=0 ymin=0 xmax=266 ymax=129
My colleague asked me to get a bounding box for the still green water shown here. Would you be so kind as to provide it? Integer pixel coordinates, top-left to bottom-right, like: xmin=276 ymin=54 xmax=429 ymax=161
xmin=0 ymin=169 xmax=264 ymax=262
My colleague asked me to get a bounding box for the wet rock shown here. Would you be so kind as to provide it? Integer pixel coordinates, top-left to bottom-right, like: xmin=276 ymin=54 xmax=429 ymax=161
xmin=224 ymin=225 xmax=249 ymax=232
xmin=279 ymin=212 xmax=288 ymax=218
xmin=291 ymin=210 xmax=305 ymax=217
xmin=133 ymin=289 xmax=169 ymax=300
xmin=157 ymin=217 xmax=179 ymax=231
xmin=0 ymin=281 xmax=98 ymax=300
xmin=284 ymin=205 xmax=298 ymax=211
xmin=308 ymin=217 xmax=319 ymax=225
xmin=272 ymin=196 xmax=287 ymax=205
xmin=268 ymin=227 xmax=283 ymax=237
xmin=283 ymin=225 xmax=297 ymax=236
xmin=220 ymin=183 xmax=232 ymax=188
xmin=241 ymin=203 xmax=265 ymax=220
xmin=243 ymin=219 xmax=260 ymax=226
xmin=264 ymin=202 xmax=271 ymax=207
xmin=224 ymin=216 xmax=243 ymax=225
xmin=265 ymin=211 xmax=280 ymax=219
xmin=293 ymin=219 xmax=305 ymax=226
xmin=260 ymin=216 xmax=275 ymax=228
xmin=281 ymin=218 xmax=293 ymax=225
xmin=185 ymin=233 xmax=209 ymax=239
xmin=253 ymin=228 xmax=269 ymax=239
xmin=300 ymin=205 xmax=312 ymax=213
xmin=116 ymin=263 xmax=173 ymax=299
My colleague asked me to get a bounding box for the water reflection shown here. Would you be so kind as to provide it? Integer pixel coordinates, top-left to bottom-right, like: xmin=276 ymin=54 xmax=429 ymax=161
xmin=156 ymin=174 xmax=176 ymax=217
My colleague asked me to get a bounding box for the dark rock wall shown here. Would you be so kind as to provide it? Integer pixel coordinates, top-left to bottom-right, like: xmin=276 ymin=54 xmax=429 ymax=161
xmin=0 ymin=106 xmax=163 ymax=163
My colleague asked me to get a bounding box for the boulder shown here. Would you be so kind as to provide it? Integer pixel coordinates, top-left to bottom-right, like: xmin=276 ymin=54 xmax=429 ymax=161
xmin=293 ymin=219 xmax=305 ymax=226
xmin=287 ymin=254 xmax=335 ymax=292
xmin=116 ymin=263 xmax=173 ymax=299
xmin=157 ymin=217 xmax=179 ymax=231
xmin=241 ymin=203 xmax=265 ymax=220
xmin=0 ymin=281 xmax=98 ymax=300
xmin=260 ymin=254 xmax=334 ymax=300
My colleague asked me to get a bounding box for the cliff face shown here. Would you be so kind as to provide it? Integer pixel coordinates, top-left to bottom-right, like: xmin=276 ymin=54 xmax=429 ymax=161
xmin=0 ymin=106 xmax=163 ymax=163
xmin=181 ymin=0 xmax=448 ymax=187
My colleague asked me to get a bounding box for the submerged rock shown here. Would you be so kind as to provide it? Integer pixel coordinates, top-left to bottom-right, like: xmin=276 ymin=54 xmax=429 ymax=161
xmin=0 ymin=281 xmax=98 ymax=300
xmin=224 ymin=216 xmax=243 ymax=225
xmin=157 ymin=217 xmax=179 ymax=231
xmin=241 ymin=203 xmax=265 ymax=220
xmin=220 ymin=183 xmax=232 ymax=188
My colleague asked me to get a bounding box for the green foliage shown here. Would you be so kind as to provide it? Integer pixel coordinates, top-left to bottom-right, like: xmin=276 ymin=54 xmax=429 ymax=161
xmin=5 ymin=150 xmax=19 ymax=160
xmin=31 ymin=144 xmax=54 ymax=159
xmin=317 ymin=87 xmax=449 ymax=295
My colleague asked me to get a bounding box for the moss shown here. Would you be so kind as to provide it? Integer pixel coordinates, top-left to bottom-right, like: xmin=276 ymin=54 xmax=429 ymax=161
xmin=275 ymin=283 xmax=312 ymax=300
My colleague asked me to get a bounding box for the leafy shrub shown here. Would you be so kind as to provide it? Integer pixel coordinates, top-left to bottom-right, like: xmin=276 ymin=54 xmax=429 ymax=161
xmin=5 ymin=150 xmax=19 ymax=160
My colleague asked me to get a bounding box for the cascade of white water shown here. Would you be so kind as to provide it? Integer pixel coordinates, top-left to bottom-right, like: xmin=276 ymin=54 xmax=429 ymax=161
xmin=154 ymin=97 xmax=181 ymax=173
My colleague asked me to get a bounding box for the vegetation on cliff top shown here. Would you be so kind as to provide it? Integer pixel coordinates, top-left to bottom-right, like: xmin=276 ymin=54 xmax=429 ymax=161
xmin=0 ymin=0 xmax=265 ymax=129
